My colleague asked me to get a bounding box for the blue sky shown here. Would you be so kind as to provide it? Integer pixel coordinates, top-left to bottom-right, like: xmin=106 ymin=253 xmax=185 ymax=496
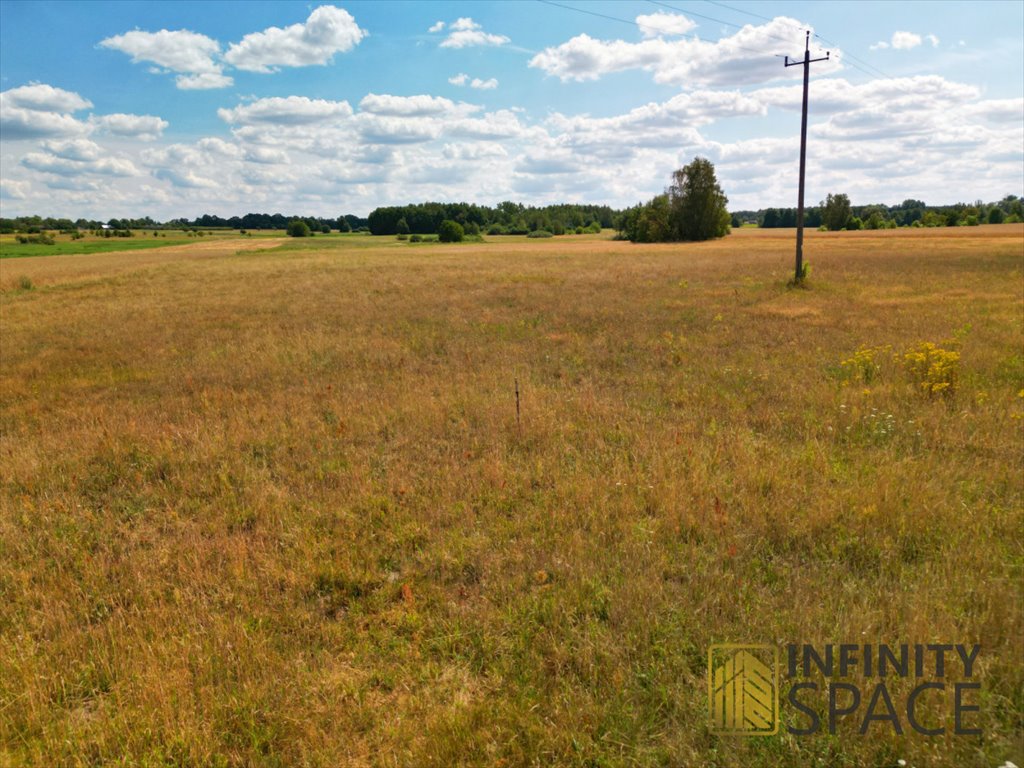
xmin=1 ymin=1 xmax=1021 ymax=219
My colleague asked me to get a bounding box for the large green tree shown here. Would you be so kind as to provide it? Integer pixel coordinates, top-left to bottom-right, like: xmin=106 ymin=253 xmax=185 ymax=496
xmin=821 ymin=193 xmax=852 ymax=231
xmin=668 ymin=157 xmax=731 ymax=241
xmin=619 ymin=158 xmax=730 ymax=243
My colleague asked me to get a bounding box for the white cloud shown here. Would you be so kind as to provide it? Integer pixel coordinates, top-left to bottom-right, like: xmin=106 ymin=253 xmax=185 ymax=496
xmin=153 ymin=168 xmax=219 ymax=188
xmin=100 ymin=29 xmax=222 ymax=73
xmin=45 ymin=178 xmax=102 ymax=192
xmin=223 ymin=5 xmax=366 ymax=72
xmin=176 ymin=72 xmax=235 ymax=90
xmin=0 ymin=108 xmax=88 ymax=140
xmin=197 ymin=137 xmax=244 ymax=157
xmin=449 ymin=73 xmax=498 ymax=90
xmin=0 ymin=180 xmax=29 ymax=200
xmin=635 ymin=12 xmax=696 ymax=38
xmin=926 ymin=34 xmax=940 ymax=48
xmin=0 ymin=83 xmax=92 ymax=112
xmin=438 ymin=17 xmax=509 ymax=49
xmin=218 ymin=96 xmax=354 ymax=125
xmin=0 ymin=84 xmax=91 ymax=140
xmin=753 ymin=76 xmax=979 ymax=115
xmin=529 ymin=17 xmax=837 ymax=87
xmin=41 ymin=138 xmax=103 ymax=161
xmin=245 ymin=146 xmax=290 ymax=164
xmin=429 ymin=21 xmax=445 ymax=33
xmin=21 ymin=151 xmax=138 ymax=177
xmin=91 ymin=113 xmax=169 ymax=140
xmin=354 ymin=114 xmax=442 ymax=144
xmin=359 ymin=93 xmax=473 ymax=117
xmin=892 ymin=31 xmax=923 ymax=50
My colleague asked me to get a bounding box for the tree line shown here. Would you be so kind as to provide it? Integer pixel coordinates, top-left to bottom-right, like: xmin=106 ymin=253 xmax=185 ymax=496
xmin=365 ymin=201 xmax=616 ymax=236
xmin=3 ymin=192 xmax=1021 ymax=238
xmin=733 ymin=194 xmax=1024 ymax=230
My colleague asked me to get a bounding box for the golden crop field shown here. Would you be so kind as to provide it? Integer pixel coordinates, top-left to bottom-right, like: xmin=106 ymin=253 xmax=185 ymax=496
xmin=1 ymin=226 xmax=1022 ymax=767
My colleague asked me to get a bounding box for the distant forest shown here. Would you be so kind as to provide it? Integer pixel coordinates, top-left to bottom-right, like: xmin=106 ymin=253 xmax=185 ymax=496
xmin=2 ymin=195 xmax=1021 ymax=235
xmin=733 ymin=195 xmax=1023 ymax=229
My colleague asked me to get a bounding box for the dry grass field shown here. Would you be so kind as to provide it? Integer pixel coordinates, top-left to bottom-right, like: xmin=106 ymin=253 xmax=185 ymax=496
xmin=1 ymin=226 xmax=1021 ymax=767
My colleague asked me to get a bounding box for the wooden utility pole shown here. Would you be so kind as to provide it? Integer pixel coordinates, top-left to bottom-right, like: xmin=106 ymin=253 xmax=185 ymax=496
xmin=785 ymin=32 xmax=829 ymax=283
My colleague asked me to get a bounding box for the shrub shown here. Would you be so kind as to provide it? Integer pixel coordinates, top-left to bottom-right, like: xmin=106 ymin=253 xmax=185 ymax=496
xmin=551 ymin=221 xmax=565 ymax=235
xmin=846 ymin=217 xmax=863 ymax=231
xmin=575 ymin=226 xmax=585 ymax=235
xmin=987 ymin=208 xmax=1005 ymax=224
xmin=526 ymin=230 xmax=554 ymax=238
xmin=465 ymin=221 xmax=480 ymax=236
xmin=15 ymin=234 xmax=55 ymax=245
xmin=396 ymin=234 xmax=409 ymax=241
xmin=586 ymin=221 xmax=602 ymax=233
xmin=287 ymin=220 xmax=311 ymax=238
xmin=487 ymin=224 xmax=506 ymax=235
xmin=903 ymin=342 xmax=960 ymax=397
xmin=18 ymin=276 xmax=34 ymax=291
xmin=437 ymin=220 xmax=464 ymax=243
xmin=321 ymin=225 xmax=331 ymax=234
xmin=409 ymin=234 xmax=423 ymax=243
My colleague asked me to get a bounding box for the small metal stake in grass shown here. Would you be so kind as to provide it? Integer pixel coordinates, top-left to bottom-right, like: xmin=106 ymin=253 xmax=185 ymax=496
xmin=515 ymin=378 xmax=521 ymax=435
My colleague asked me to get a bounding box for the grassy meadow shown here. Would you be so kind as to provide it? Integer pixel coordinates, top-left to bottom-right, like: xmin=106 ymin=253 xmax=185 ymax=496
xmin=0 ymin=226 xmax=1022 ymax=766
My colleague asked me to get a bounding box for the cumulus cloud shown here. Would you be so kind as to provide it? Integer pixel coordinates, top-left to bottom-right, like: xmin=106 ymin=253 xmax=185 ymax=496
xmin=435 ymin=17 xmax=510 ymax=49
xmin=449 ymin=73 xmax=498 ymax=90
xmin=0 ymin=84 xmax=92 ymax=140
xmin=360 ymin=93 xmax=474 ymax=117
xmin=91 ymin=113 xmax=169 ymax=140
xmin=218 ymin=96 xmax=354 ymax=125
xmin=245 ymin=146 xmax=290 ymax=164
xmin=99 ymin=28 xmax=220 ymax=72
xmin=1 ymin=108 xmax=88 ymax=140
xmin=197 ymin=137 xmax=244 ymax=157
xmin=428 ymin=21 xmax=445 ymax=33
xmin=223 ymin=6 xmax=366 ymax=72
xmin=873 ymin=31 xmax=936 ymax=51
xmin=354 ymin=114 xmax=442 ymax=144
xmin=0 ymin=180 xmax=30 ymax=200
xmin=635 ymin=12 xmax=696 ymax=38
xmin=41 ymin=138 xmax=103 ymax=161
xmin=753 ymin=76 xmax=979 ymax=115
xmin=21 ymin=151 xmax=138 ymax=177
xmin=0 ymin=83 xmax=93 ymax=112
xmin=529 ymin=17 xmax=836 ymax=87
xmin=176 ymin=72 xmax=234 ymax=90
xmin=153 ymin=168 xmax=219 ymax=188
xmin=892 ymin=31 xmax=923 ymax=49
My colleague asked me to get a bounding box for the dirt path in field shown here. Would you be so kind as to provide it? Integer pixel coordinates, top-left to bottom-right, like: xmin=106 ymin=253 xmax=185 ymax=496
xmin=0 ymin=237 xmax=286 ymax=292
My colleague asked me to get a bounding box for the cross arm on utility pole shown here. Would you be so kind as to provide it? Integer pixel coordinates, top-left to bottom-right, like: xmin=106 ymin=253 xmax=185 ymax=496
xmin=784 ymin=31 xmax=829 ymax=284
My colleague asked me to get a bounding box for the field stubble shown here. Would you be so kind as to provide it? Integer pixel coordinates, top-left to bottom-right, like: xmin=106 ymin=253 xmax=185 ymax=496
xmin=0 ymin=226 xmax=1022 ymax=766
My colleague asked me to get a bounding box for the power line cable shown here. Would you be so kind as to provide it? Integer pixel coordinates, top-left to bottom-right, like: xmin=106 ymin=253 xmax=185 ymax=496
xmin=537 ymin=0 xmax=783 ymax=59
xmin=814 ymin=33 xmax=892 ymax=79
xmin=648 ymin=0 xmax=802 ymax=48
xmin=697 ymin=0 xmax=894 ymax=79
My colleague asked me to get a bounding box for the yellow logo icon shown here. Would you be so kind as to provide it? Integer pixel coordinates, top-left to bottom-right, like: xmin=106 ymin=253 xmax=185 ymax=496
xmin=708 ymin=644 xmax=779 ymax=735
